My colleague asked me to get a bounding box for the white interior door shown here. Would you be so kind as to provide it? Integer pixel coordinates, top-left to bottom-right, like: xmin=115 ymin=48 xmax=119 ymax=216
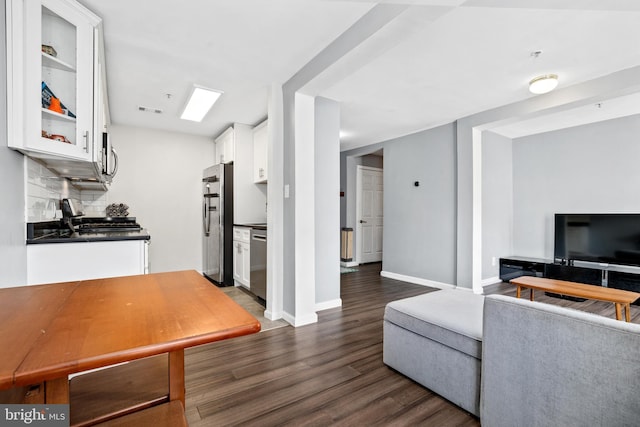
xmin=357 ymin=166 xmax=383 ymax=264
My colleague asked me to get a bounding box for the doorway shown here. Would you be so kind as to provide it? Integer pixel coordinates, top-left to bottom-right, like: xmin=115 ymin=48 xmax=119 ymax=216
xmin=356 ymin=165 xmax=383 ymax=264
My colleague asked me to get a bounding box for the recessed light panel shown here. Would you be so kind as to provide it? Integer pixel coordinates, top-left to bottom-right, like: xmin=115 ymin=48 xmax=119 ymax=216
xmin=180 ymin=85 xmax=223 ymax=122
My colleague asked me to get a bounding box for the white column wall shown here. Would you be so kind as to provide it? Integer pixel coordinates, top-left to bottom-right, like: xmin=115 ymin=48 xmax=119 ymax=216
xmin=265 ymin=83 xmax=285 ymax=321
xmin=288 ymin=93 xmax=318 ymax=326
xmin=314 ymin=97 xmax=341 ymax=310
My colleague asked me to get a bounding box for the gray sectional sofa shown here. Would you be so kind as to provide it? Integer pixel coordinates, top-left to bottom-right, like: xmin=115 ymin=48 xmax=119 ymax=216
xmin=383 ymin=289 xmax=484 ymax=416
xmin=383 ymin=289 xmax=640 ymax=425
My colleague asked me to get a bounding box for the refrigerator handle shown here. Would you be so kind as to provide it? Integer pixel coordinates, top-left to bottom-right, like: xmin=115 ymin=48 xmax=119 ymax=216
xmin=203 ymin=196 xmax=211 ymax=236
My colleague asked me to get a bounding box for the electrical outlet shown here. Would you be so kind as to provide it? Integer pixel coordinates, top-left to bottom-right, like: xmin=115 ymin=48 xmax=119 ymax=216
xmin=491 ymin=257 xmax=497 ymax=267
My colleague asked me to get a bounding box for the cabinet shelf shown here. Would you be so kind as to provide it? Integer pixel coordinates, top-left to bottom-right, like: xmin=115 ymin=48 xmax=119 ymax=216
xmin=42 ymin=51 xmax=76 ymax=72
xmin=7 ymin=0 xmax=108 ymax=173
xmin=42 ymin=107 xmax=76 ymax=122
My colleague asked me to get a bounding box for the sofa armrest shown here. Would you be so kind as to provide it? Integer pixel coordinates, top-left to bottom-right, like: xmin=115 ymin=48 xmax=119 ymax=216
xmin=481 ymin=295 xmax=640 ymax=427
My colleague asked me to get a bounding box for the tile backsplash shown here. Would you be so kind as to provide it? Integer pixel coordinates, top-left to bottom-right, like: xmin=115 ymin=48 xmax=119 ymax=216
xmin=26 ymin=158 xmax=109 ymax=221
xmin=81 ymin=191 xmax=110 ymax=217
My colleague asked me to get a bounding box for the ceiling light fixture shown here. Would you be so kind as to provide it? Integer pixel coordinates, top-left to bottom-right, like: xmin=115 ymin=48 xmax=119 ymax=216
xmin=180 ymin=85 xmax=223 ymax=122
xmin=528 ymin=74 xmax=559 ymax=95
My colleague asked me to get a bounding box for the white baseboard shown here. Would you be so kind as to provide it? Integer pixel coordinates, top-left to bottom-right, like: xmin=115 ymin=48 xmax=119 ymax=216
xmin=380 ymin=270 xmax=455 ymax=290
xmin=316 ymin=298 xmax=342 ymax=312
xmin=482 ymin=276 xmax=501 ymax=287
xmin=341 ymin=261 xmax=358 ymax=267
xmin=263 ymin=309 xmax=284 ymax=321
xmin=282 ymin=310 xmax=318 ymax=327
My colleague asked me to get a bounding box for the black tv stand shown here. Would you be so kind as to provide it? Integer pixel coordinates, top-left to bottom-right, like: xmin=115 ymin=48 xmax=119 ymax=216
xmin=499 ymin=256 xmax=548 ymax=281
xmin=544 ymin=292 xmax=586 ymax=302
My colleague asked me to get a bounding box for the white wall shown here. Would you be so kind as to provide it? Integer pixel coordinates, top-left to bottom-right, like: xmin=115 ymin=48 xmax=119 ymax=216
xmin=265 ymin=83 xmax=285 ymax=321
xmin=314 ymin=97 xmax=341 ymax=309
xmin=107 ymin=125 xmax=214 ymax=273
xmin=291 ymin=93 xmax=318 ymax=326
xmin=481 ymin=131 xmax=513 ymax=281
xmin=512 ymin=114 xmax=640 ymax=260
xmin=231 ymin=123 xmax=267 ymax=224
xmin=0 ymin=0 xmax=28 ymax=287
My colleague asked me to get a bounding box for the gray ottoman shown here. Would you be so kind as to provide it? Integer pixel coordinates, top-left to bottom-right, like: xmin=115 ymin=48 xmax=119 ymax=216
xmin=383 ymin=289 xmax=484 ymax=416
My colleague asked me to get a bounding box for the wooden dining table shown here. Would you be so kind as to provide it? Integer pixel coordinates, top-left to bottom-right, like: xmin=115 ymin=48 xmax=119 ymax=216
xmin=0 ymin=270 xmax=260 ymax=425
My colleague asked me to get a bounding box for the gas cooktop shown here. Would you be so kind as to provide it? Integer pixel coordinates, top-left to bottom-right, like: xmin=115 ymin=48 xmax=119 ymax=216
xmin=74 ymin=217 xmax=141 ymax=233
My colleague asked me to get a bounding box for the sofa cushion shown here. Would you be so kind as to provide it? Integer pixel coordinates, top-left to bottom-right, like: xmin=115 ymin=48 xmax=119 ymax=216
xmin=384 ymin=289 xmax=484 ymax=359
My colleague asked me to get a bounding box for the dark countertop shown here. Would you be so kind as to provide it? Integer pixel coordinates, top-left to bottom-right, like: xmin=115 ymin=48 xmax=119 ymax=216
xmin=234 ymin=223 xmax=267 ymax=231
xmin=27 ymin=230 xmax=151 ymax=244
xmin=26 ymin=220 xmax=151 ymax=244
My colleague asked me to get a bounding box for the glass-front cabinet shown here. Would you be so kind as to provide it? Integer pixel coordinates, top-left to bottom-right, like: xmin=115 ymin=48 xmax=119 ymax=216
xmin=7 ymin=0 xmax=102 ymax=163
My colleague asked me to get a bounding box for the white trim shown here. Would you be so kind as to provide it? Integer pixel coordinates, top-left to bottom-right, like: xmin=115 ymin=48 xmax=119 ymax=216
xmin=6 ymin=0 xmax=23 ymax=155
xmin=358 ymin=166 xmax=384 ymax=172
xmin=316 ymin=298 xmax=342 ymax=312
xmin=380 ymin=270 xmax=455 ymax=290
xmin=482 ymin=276 xmax=501 ymax=287
xmin=355 ymin=166 xmax=363 ymax=265
xmin=282 ymin=310 xmax=318 ymax=328
xmin=455 ymin=286 xmax=476 ymax=293
xmin=282 ymin=311 xmax=295 ymax=325
xmin=263 ymin=308 xmax=284 ymax=321
xmin=472 ymin=127 xmax=483 ymax=294
xmin=266 ymin=83 xmax=284 ymax=326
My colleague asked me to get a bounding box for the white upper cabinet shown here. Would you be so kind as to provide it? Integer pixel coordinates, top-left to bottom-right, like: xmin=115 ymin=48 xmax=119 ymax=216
xmin=253 ymin=120 xmax=268 ymax=183
xmin=7 ymin=0 xmax=105 ymax=174
xmin=214 ymin=126 xmax=235 ymax=164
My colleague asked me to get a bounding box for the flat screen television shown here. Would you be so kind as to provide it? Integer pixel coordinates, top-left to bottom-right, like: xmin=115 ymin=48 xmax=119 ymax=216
xmin=554 ymin=214 xmax=640 ymax=267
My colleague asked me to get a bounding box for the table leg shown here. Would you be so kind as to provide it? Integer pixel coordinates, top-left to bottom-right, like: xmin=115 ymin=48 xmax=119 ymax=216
xmin=530 ymin=289 xmax=535 ymax=302
xmin=169 ymin=349 xmax=185 ymax=407
xmin=44 ymin=377 xmax=69 ymax=404
xmin=516 ymin=286 xmax=521 ymax=299
xmin=625 ymin=303 xmax=631 ymax=322
xmin=615 ymin=303 xmax=622 ymax=321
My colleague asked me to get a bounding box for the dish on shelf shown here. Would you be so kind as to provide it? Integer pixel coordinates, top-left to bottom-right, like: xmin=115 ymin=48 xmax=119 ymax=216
xmin=41 ymin=44 xmax=57 ymax=57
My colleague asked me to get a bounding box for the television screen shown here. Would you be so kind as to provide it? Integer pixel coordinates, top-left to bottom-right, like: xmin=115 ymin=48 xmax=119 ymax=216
xmin=554 ymin=214 xmax=640 ymax=266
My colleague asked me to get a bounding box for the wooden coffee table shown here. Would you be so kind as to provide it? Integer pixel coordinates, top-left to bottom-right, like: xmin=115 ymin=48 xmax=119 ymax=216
xmin=510 ymin=276 xmax=640 ymax=322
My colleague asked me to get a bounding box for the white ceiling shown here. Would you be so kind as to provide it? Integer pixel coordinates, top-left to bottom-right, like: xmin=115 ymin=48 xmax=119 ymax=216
xmin=77 ymin=0 xmax=640 ymax=151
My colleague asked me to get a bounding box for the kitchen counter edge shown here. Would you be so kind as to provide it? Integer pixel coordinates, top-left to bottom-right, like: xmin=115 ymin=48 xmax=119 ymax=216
xmin=27 ymin=230 xmax=151 ymax=245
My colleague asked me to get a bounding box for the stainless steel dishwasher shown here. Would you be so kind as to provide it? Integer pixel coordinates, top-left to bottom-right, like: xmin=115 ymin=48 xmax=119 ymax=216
xmin=250 ymin=227 xmax=267 ymax=301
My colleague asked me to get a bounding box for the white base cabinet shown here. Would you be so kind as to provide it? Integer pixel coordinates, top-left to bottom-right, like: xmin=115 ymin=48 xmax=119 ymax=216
xmin=27 ymin=240 xmax=149 ymax=285
xmin=233 ymin=227 xmax=250 ymax=288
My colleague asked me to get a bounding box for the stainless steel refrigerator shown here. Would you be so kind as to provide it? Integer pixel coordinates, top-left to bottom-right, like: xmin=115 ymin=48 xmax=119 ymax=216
xmin=202 ymin=163 xmax=233 ymax=285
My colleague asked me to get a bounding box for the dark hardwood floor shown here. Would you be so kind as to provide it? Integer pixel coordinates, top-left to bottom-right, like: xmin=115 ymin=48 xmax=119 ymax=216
xmin=184 ymin=263 xmax=475 ymax=426
xmin=70 ymin=263 xmax=639 ymax=426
